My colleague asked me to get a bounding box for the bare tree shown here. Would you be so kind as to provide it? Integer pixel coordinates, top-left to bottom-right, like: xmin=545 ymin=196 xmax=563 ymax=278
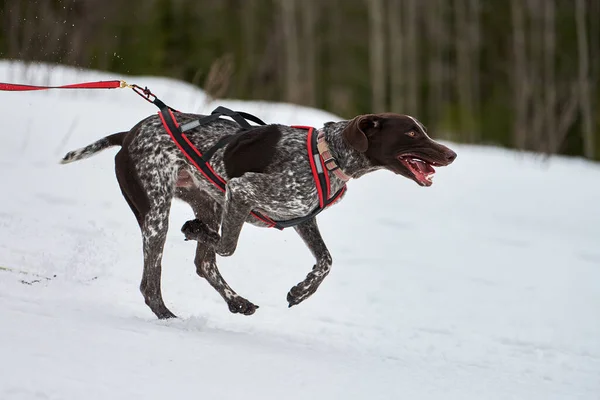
xmin=454 ymin=0 xmax=474 ymax=141
xmin=5 ymin=0 xmax=23 ymax=58
xmin=511 ymin=0 xmax=529 ymax=150
xmin=526 ymin=0 xmax=546 ymax=151
xmin=468 ymin=0 xmax=481 ymax=137
xmin=405 ymin=0 xmax=419 ymax=115
xmin=543 ymin=0 xmax=557 ymax=153
xmin=239 ymin=0 xmax=257 ymax=95
xmin=324 ymin=0 xmax=353 ymax=117
xmin=280 ymin=0 xmax=302 ymax=104
xmin=576 ymin=0 xmax=595 ymax=159
xmin=300 ymin=0 xmax=318 ymax=106
xmin=591 ymin=0 xmax=600 ymax=157
xmin=204 ymin=54 xmax=234 ymax=102
xmin=551 ymin=83 xmax=580 ymax=154
xmin=425 ymin=0 xmax=444 ymax=126
xmin=367 ymin=0 xmax=387 ymax=112
xmin=388 ymin=0 xmax=404 ymax=113
xmin=591 ymin=0 xmax=600 ymax=87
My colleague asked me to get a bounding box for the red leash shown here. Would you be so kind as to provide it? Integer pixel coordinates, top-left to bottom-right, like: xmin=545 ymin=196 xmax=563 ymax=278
xmin=0 ymin=80 xmax=124 ymax=91
xmin=0 ymin=79 xmax=171 ymax=109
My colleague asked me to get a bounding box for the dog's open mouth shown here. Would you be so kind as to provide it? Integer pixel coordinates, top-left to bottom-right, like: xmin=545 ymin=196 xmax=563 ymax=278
xmin=397 ymin=155 xmax=439 ymax=187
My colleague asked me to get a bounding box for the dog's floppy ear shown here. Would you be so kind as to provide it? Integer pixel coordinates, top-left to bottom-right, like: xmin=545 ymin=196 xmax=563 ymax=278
xmin=342 ymin=115 xmax=381 ymax=153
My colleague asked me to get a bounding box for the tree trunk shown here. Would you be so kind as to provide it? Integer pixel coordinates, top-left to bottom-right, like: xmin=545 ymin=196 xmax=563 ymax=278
xmin=591 ymin=0 xmax=600 ymax=87
xmin=454 ymin=0 xmax=474 ymax=141
xmin=426 ymin=0 xmax=443 ymax=126
xmin=543 ymin=0 xmax=556 ymax=153
xmin=280 ymin=0 xmax=302 ymax=104
xmin=527 ymin=0 xmax=545 ymax=151
xmin=388 ymin=0 xmax=404 ymax=113
xmin=405 ymin=0 xmax=419 ymax=115
xmin=324 ymin=0 xmax=352 ymax=116
xmin=590 ymin=0 xmax=599 ymax=157
xmin=575 ymin=0 xmax=595 ymax=159
xmin=240 ymin=0 xmax=256 ymax=97
xmin=552 ymin=83 xmax=580 ymax=154
xmin=300 ymin=0 xmax=318 ymax=107
xmin=367 ymin=0 xmax=386 ymax=112
xmin=5 ymin=0 xmax=22 ymax=58
xmin=511 ymin=0 xmax=528 ymax=150
xmin=469 ymin=0 xmax=481 ymax=139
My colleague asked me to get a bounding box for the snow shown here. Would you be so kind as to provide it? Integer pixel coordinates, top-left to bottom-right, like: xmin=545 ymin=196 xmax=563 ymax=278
xmin=1 ymin=62 xmax=599 ymax=399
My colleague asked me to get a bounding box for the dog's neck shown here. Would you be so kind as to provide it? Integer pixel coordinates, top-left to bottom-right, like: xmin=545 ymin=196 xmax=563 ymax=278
xmin=321 ymin=121 xmax=381 ymax=180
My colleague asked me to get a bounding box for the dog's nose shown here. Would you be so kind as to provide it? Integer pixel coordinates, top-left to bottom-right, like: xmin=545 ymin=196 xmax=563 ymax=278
xmin=445 ymin=150 xmax=457 ymax=163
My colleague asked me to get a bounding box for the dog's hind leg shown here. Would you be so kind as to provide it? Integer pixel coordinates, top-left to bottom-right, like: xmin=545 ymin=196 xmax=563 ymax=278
xmin=115 ymin=149 xmax=175 ymax=319
xmin=140 ymin=202 xmax=176 ymax=319
xmin=134 ymin=165 xmax=180 ymax=320
xmin=177 ymin=189 xmax=259 ymax=315
xmin=287 ymin=218 xmax=333 ymax=307
xmin=115 ymin=149 xmax=149 ymax=227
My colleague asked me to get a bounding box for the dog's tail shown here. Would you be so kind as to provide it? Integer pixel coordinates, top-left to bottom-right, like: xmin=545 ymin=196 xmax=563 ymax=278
xmin=60 ymin=132 xmax=127 ymax=164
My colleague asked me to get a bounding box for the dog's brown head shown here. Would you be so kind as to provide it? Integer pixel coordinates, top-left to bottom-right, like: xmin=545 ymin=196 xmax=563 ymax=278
xmin=342 ymin=113 xmax=456 ymax=186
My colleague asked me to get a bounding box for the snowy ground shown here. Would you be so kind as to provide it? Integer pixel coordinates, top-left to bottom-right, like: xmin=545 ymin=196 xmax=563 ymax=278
xmin=1 ymin=62 xmax=599 ymax=399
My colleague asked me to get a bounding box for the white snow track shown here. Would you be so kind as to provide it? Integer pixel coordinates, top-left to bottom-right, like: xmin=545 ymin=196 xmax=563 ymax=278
xmin=1 ymin=62 xmax=599 ymax=399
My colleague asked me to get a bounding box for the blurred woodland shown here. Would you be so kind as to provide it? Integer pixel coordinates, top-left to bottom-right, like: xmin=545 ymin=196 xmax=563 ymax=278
xmin=1 ymin=0 xmax=599 ymax=159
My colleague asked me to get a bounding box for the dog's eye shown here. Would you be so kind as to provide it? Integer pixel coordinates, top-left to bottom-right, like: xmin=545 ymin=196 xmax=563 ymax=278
xmin=406 ymin=131 xmax=416 ymax=138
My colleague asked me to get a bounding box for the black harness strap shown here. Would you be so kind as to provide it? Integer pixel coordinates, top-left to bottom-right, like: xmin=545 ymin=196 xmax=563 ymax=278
xmin=154 ymin=99 xmax=345 ymax=230
xmin=179 ymin=106 xmax=267 ymax=133
xmin=210 ymin=106 xmax=267 ymax=127
xmin=180 ymin=106 xmax=268 ymax=164
xmin=200 ymin=130 xmax=245 ymax=163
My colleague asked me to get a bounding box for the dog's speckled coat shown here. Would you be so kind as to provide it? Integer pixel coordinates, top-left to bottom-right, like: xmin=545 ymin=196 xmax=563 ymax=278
xmin=62 ymin=112 xmax=456 ymax=319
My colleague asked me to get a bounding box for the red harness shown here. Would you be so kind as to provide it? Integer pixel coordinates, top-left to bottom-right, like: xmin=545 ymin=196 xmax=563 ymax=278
xmin=158 ymin=107 xmax=346 ymax=230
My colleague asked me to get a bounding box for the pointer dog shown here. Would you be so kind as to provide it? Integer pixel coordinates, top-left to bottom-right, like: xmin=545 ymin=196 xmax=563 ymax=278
xmin=61 ymin=112 xmax=456 ymax=319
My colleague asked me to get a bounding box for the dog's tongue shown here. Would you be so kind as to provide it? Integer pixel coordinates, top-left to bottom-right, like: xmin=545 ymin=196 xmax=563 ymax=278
xmin=413 ymin=159 xmax=435 ymax=174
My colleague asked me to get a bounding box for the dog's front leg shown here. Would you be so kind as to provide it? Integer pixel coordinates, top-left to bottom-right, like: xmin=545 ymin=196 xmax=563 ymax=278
xmin=216 ymin=179 xmax=255 ymax=257
xmin=287 ymin=218 xmax=333 ymax=307
xmin=182 ymin=182 xmax=253 ymax=256
xmin=179 ymin=190 xmax=258 ymax=315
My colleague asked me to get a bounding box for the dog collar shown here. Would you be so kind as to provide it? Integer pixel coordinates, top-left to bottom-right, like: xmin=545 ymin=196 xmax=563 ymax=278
xmin=316 ymin=130 xmax=352 ymax=182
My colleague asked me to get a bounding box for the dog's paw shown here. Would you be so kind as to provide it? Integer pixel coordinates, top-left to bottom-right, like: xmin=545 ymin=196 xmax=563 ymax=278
xmin=287 ymin=269 xmax=324 ymax=308
xmin=227 ymin=296 xmax=259 ymax=316
xmin=181 ymin=219 xmax=220 ymax=245
xmin=156 ymin=308 xmax=178 ymax=320
xmin=286 ymin=283 xmax=316 ymax=308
